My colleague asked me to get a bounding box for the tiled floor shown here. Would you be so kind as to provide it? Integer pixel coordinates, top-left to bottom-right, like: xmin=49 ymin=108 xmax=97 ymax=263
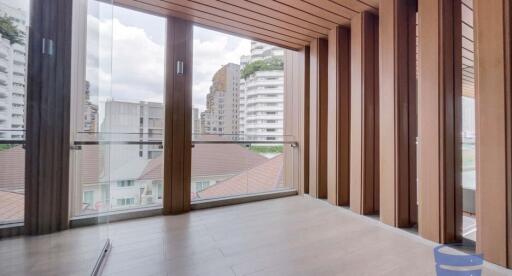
xmin=0 ymin=196 xmax=510 ymax=276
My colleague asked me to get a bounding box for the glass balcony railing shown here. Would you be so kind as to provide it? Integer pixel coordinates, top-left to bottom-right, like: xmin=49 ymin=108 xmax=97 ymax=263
xmin=191 ymin=134 xmax=298 ymax=202
xmin=71 ymin=133 xmax=164 ymax=218
xmin=0 ymin=140 xmax=25 ymax=225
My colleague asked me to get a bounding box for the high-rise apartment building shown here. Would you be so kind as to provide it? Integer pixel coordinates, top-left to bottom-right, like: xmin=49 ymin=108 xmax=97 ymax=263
xmin=0 ymin=3 xmax=27 ymax=140
xmin=238 ymin=55 xmax=250 ymax=135
xmin=101 ymin=101 xmax=164 ymax=161
xmin=239 ymin=42 xmax=284 ymax=141
xmin=192 ymin=107 xmax=200 ymax=136
xmin=82 ymin=81 xmax=99 ymax=133
xmin=200 ymin=63 xmax=240 ymax=136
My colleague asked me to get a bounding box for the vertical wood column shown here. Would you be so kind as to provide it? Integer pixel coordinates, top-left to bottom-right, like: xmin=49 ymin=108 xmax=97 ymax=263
xmin=350 ymin=12 xmax=379 ymax=214
xmin=417 ymin=0 xmax=462 ymax=244
xmin=303 ymin=47 xmax=310 ymax=194
xmin=25 ymin=0 xmax=72 ymax=235
xmin=309 ymin=38 xmax=328 ymax=199
xmin=163 ymin=17 xmax=193 ymax=215
xmin=474 ymin=0 xmax=511 ymax=267
xmin=379 ymin=0 xmax=418 ymax=227
xmin=327 ymin=27 xmax=350 ymax=206
xmin=284 ymin=48 xmax=308 ymax=194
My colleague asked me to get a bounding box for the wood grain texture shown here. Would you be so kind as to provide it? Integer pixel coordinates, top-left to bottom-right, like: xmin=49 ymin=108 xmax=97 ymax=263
xmin=284 ymin=48 xmax=309 ymax=195
xmin=115 ymin=0 xmax=304 ymax=50
xmin=163 ymin=17 xmax=193 ymax=215
xmin=506 ymin=1 xmax=512 ymax=268
xmin=24 ymin=0 xmax=72 ymax=235
xmin=350 ymin=12 xmax=379 ymax=214
xmin=309 ymin=38 xmax=328 ymax=199
xmin=304 ymin=47 xmax=310 ymax=194
xmin=115 ymin=0 xmax=379 ymax=50
xmin=327 ymin=26 xmax=350 ymax=206
xmin=418 ymin=0 xmax=462 ymax=244
xmin=474 ymin=0 xmax=510 ymax=267
xmin=378 ymin=0 xmax=417 ymax=228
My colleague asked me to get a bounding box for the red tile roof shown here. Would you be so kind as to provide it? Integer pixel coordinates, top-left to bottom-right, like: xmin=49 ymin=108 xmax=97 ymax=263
xmin=138 ymin=143 xmax=267 ymax=180
xmin=0 ymin=191 xmax=24 ymax=223
xmin=0 ymin=146 xmax=25 ymax=192
xmin=196 ymin=154 xmax=284 ymax=199
xmin=79 ymin=145 xmax=106 ymax=185
xmin=0 ymin=140 xmax=284 ymax=221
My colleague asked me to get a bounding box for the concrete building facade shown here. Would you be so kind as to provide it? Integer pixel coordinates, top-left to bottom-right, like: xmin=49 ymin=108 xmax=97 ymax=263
xmin=200 ymin=63 xmax=240 ymax=136
xmin=0 ymin=3 xmax=27 ymax=140
xmin=240 ymin=42 xmax=284 ymax=141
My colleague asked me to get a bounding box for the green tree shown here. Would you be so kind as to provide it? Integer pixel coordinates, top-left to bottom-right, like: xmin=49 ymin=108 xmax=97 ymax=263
xmin=0 ymin=15 xmax=25 ymax=45
xmin=241 ymin=56 xmax=284 ymax=79
xmin=0 ymin=144 xmax=13 ymax=151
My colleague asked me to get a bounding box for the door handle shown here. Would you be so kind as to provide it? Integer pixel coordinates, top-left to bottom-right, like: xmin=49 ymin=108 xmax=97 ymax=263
xmin=176 ymin=60 xmax=184 ymax=75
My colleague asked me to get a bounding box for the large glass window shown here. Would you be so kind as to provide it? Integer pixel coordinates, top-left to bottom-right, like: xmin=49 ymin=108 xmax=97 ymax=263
xmin=0 ymin=0 xmax=29 ymax=225
xmin=70 ymin=1 xmax=166 ymax=217
xmin=191 ymin=26 xmax=294 ymax=201
xmin=461 ymin=0 xmax=476 ymax=241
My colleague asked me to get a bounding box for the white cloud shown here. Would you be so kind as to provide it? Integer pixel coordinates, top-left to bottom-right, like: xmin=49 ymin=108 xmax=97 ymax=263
xmin=192 ymin=26 xmax=250 ymax=112
xmin=111 ymin=19 xmax=165 ymax=103
xmin=85 ymin=11 xmax=251 ymax=116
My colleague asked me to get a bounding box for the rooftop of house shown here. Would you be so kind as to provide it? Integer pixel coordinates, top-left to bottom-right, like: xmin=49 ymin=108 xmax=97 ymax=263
xmin=0 ymin=141 xmax=285 ymax=222
xmin=196 ymin=154 xmax=284 ymax=200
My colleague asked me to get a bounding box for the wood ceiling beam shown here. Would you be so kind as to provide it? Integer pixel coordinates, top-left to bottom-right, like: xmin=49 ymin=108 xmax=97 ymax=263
xmin=219 ymin=0 xmax=330 ymax=36
xmin=274 ymin=0 xmax=351 ymax=25
xmin=190 ymin=0 xmax=323 ymax=38
xmin=147 ymin=0 xmax=310 ymax=45
xmin=330 ymin=0 xmax=378 ymax=13
xmin=246 ymin=0 xmax=338 ymax=29
xmin=116 ymin=0 xmax=304 ymax=49
xmin=161 ymin=0 xmax=314 ymax=42
xmin=303 ymin=0 xmax=358 ymax=19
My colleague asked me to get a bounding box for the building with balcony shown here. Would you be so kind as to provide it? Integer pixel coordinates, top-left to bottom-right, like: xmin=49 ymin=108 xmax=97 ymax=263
xmin=102 ymin=100 xmax=164 ymax=160
xmin=0 ymin=2 xmax=27 ymax=140
xmin=192 ymin=107 xmax=200 ymax=136
xmin=240 ymin=42 xmax=284 ymax=141
xmin=200 ymin=63 xmax=240 ymax=136
xmin=238 ymin=55 xmax=250 ymax=135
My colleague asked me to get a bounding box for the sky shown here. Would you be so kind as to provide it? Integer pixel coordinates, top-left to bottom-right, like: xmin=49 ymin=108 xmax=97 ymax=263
xmin=0 ymin=0 xmax=29 ymax=12
xmin=193 ymin=26 xmax=251 ymax=111
xmin=86 ymin=3 xmax=250 ymax=113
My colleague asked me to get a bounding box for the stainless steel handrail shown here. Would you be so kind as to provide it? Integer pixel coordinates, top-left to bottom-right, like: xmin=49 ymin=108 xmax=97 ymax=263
xmin=70 ymin=140 xmax=298 ymax=148
xmin=0 ymin=140 xmax=25 ymax=145
xmin=3 ymin=140 xmax=298 ymax=147
xmin=73 ymin=141 xmax=163 ymax=145
xmin=192 ymin=140 xmax=298 ymax=146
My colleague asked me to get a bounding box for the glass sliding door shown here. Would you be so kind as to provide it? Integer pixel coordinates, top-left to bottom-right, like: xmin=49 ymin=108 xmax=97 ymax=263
xmin=191 ymin=26 xmax=297 ymax=202
xmin=0 ymin=0 xmax=30 ymax=225
xmin=461 ymin=0 xmax=476 ymax=242
xmin=70 ymin=1 xmax=166 ymax=218
xmin=71 ymin=0 xmax=114 ymax=220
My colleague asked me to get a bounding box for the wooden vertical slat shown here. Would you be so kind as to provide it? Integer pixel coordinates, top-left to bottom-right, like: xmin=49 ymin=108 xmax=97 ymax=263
xmin=418 ymin=0 xmax=462 ymax=244
xmin=350 ymin=12 xmax=379 ymax=214
xmin=309 ymin=38 xmax=328 ymax=199
xmin=327 ymin=26 xmax=350 ymax=206
xmin=474 ymin=0 xmax=511 ymax=267
xmin=163 ymin=17 xmax=193 ymax=215
xmin=25 ymin=0 xmax=72 ymax=235
xmin=506 ymin=1 xmax=512 ymax=268
xmin=284 ymin=48 xmax=308 ymax=194
xmin=379 ymin=0 xmax=417 ymax=227
xmin=303 ymin=46 xmax=310 ymax=195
